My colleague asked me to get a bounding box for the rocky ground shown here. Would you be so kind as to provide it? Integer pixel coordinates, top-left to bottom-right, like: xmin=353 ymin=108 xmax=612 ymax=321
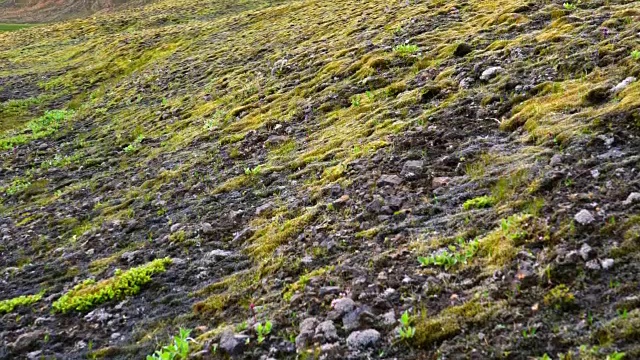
xmin=0 ymin=0 xmax=156 ymax=23
xmin=1 ymin=0 xmax=640 ymax=359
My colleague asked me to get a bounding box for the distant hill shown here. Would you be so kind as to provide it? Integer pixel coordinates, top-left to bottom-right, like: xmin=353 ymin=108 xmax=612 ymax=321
xmin=0 ymin=0 xmax=155 ymax=23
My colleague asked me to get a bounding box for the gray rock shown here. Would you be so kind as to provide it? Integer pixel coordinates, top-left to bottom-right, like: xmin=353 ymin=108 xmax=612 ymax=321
xmin=84 ymin=308 xmax=113 ymax=323
xmin=315 ymin=320 xmax=338 ymax=342
xmin=27 ymin=350 xmax=43 ymax=360
xmin=585 ymin=259 xmax=601 ymax=270
xmin=295 ymin=317 xmax=319 ymax=350
xmin=574 ymin=209 xmax=595 ymax=225
xmin=346 ymin=329 xmax=380 ymax=350
xmin=256 ymin=202 xmax=274 ymax=216
xmin=120 ymin=251 xmax=139 ymax=263
xmin=208 ymin=249 xmax=234 ymax=258
xmin=170 ymin=223 xmax=182 ymax=232
xmin=219 ymin=330 xmax=246 ymax=356
xmin=381 ymin=310 xmax=396 ymax=326
xmin=579 ymin=243 xmax=596 ymax=261
xmin=432 ymin=177 xmax=451 ymax=189
xmin=480 ymin=66 xmax=504 ymax=81
xmin=601 ymin=258 xmax=614 ymax=270
xmin=623 ymin=192 xmax=640 ymax=206
xmin=549 ymin=154 xmax=563 ymax=166
xmin=377 ymin=174 xmax=403 ymax=187
xmin=610 ymin=77 xmax=636 ymax=94
xmin=265 ymin=135 xmax=289 ymax=147
xmin=332 ymin=297 xmax=355 ymax=314
xmin=111 ymin=332 xmax=121 ymax=340
xmin=10 ymin=330 xmax=44 ymax=352
xmin=401 ymin=160 xmax=424 ymax=179
xmin=201 ymin=222 xmax=214 ymax=234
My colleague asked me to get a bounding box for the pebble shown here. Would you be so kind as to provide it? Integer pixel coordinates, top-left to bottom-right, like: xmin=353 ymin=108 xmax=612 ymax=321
xmin=601 ymin=258 xmax=614 ymax=270
xmin=610 ymin=77 xmax=636 ymax=94
xmin=346 ymin=329 xmax=380 ymax=349
xmin=480 ymin=66 xmax=504 ymax=81
xmin=623 ymin=192 xmax=640 ymax=206
xmin=574 ymin=209 xmax=595 ymax=225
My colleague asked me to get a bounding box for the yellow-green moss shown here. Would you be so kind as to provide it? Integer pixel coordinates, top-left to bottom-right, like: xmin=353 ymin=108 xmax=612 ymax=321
xmin=0 ymin=291 xmax=44 ymax=314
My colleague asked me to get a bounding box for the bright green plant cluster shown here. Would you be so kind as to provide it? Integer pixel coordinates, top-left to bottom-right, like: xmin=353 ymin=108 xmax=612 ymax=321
xmin=0 ymin=291 xmax=44 ymax=314
xmin=256 ymin=320 xmax=273 ymax=343
xmin=52 ymin=257 xmax=172 ymax=313
xmin=124 ymin=134 xmax=146 ymax=153
xmin=393 ymin=44 xmax=419 ymax=56
xmin=244 ymin=165 xmax=262 ymax=176
xmin=463 ymin=195 xmax=495 ymax=210
xmin=147 ymin=328 xmax=191 ymax=360
xmin=398 ymin=310 xmax=416 ymax=340
xmin=563 ymin=2 xmax=577 ymax=10
xmin=500 ymin=215 xmax=529 ymax=242
xmin=0 ymin=109 xmax=73 ymax=150
xmin=544 ymin=284 xmax=575 ymax=311
xmin=418 ymin=238 xmax=479 ymax=269
xmin=4 ymin=178 xmax=31 ymax=196
xmin=631 ymin=50 xmax=640 ymax=61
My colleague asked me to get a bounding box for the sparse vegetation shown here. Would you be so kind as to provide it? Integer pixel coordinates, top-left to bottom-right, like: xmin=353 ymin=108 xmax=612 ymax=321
xmin=0 ymin=291 xmax=44 ymax=314
xmin=393 ymin=44 xmax=419 ymax=56
xmin=147 ymin=328 xmax=191 ymax=360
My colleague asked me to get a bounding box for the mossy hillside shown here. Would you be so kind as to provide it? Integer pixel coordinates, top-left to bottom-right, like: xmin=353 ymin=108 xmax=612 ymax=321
xmin=0 ymin=0 xmax=639 ymax=358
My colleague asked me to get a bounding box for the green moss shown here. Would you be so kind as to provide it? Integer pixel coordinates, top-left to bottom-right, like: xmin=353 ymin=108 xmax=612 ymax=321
xmin=593 ymin=309 xmax=640 ymax=345
xmin=0 ymin=109 xmax=74 ymax=150
xmin=0 ymin=291 xmax=44 ymax=314
xmin=463 ymin=196 xmax=495 ymax=210
xmin=52 ymin=257 xmax=172 ymax=313
xmin=246 ymin=208 xmax=317 ymax=259
xmin=543 ymin=284 xmax=575 ymax=311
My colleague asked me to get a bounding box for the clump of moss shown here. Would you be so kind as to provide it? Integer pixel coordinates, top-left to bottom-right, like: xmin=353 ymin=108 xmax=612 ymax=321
xmin=0 ymin=109 xmax=73 ymax=150
xmin=544 ymin=284 xmax=576 ymax=311
xmin=593 ymin=309 xmax=640 ymax=345
xmin=0 ymin=291 xmax=44 ymax=314
xmin=463 ymin=195 xmax=495 ymax=210
xmin=52 ymin=257 xmax=172 ymax=313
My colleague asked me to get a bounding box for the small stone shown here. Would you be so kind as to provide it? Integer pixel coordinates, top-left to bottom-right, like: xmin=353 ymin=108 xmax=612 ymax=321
xmin=346 ymin=329 xmax=380 ymax=350
xmin=549 ymin=154 xmax=563 ymax=166
xmin=331 ymin=298 xmax=355 ymax=314
xmin=480 ymin=66 xmax=504 ymax=81
xmin=453 ymin=43 xmax=473 ymax=57
xmin=201 ymin=222 xmax=214 ymax=234
xmin=219 ymin=330 xmax=246 ymax=356
xmin=84 ymin=308 xmax=113 ymax=323
xmin=111 ymin=332 xmax=121 ymax=340
xmin=574 ymin=209 xmax=595 ymax=225
xmin=381 ymin=310 xmax=396 ymax=326
xmin=295 ymin=318 xmax=319 ymax=350
xmin=579 ymin=243 xmax=596 ymax=261
xmin=208 ymin=249 xmax=234 ymax=258
xmin=585 ymin=259 xmax=601 ymax=270
xmin=256 ymin=202 xmax=274 ymax=216
xmin=432 ymin=177 xmax=451 ymax=189
xmin=120 ymin=251 xmax=139 ymax=263
xmin=332 ymin=194 xmax=350 ymax=208
xmin=401 ymin=160 xmax=424 ymax=179
xmin=377 ymin=174 xmax=403 ymax=187
xmin=315 ymin=320 xmax=338 ymax=341
xmin=170 ymin=223 xmax=182 ymax=232
xmin=601 ymin=258 xmax=614 ymax=270
xmin=610 ymin=77 xmax=636 ymax=94
xmin=623 ymin=192 xmax=640 ymax=206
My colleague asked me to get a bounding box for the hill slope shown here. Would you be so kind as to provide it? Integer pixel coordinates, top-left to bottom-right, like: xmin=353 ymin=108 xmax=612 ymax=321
xmin=1 ymin=0 xmax=640 ymax=359
xmin=0 ymin=0 xmax=155 ymax=23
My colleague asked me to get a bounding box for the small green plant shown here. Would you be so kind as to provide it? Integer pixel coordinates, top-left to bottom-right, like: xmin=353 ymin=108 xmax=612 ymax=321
xmin=631 ymin=50 xmax=640 ymax=61
xmin=244 ymin=165 xmax=262 ymax=176
xmin=393 ymin=44 xmax=419 ymax=56
xmin=0 ymin=291 xmax=44 ymax=314
xmin=563 ymin=2 xmax=576 ymax=10
xmin=539 ymin=354 xmax=552 ymax=360
xmin=52 ymin=257 xmax=172 ymax=313
xmin=522 ymin=326 xmax=537 ymax=338
xmin=4 ymin=178 xmax=31 ymax=196
xmin=463 ymin=195 xmax=495 ymax=210
xmin=543 ymin=284 xmax=575 ymax=311
xmin=607 ymin=352 xmax=626 ymax=360
xmin=147 ymin=328 xmax=191 ymax=360
xmin=617 ymin=308 xmax=628 ymax=319
xmin=418 ymin=238 xmax=479 ymax=270
xmin=398 ymin=310 xmax=416 ymax=340
xmin=124 ymin=134 xmax=145 ymax=153
xmin=256 ymin=320 xmax=272 ymax=343
xmin=351 ymin=95 xmax=361 ymax=107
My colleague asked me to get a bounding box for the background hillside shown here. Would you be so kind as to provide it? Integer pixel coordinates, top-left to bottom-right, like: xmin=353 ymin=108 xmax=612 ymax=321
xmin=0 ymin=0 xmax=155 ymax=23
xmin=1 ymin=0 xmax=639 ymax=359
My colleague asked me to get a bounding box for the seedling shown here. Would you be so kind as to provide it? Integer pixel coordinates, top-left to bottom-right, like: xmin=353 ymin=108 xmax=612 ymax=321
xmin=351 ymin=95 xmax=361 ymax=107
xmin=522 ymin=326 xmax=537 ymax=338
xmin=393 ymin=44 xmax=419 ymax=56
xmin=563 ymin=2 xmax=577 ymax=10
xmin=256 ymin=320 xmax=273 ymax=343
xmin=124 ymin=134 xmax=145 ymax=153
xmin=244 ymin=165 xmax=262 ymax=176
xmin=631 ymin=50 xmax=640 ymax=61
xmin=398 ymin=310 xmax=416 ymax=340
xmin=147 ymin=328 xmax=191 ymax=360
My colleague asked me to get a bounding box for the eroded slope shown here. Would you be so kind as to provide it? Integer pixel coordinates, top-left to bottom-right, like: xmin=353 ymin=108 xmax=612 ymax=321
xmin=1 ymin=0 xmax=640 ymax=359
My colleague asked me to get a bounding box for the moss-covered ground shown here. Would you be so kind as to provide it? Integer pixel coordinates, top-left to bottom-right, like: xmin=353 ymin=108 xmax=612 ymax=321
xmin=1 ymin=0 xmax=640 ymax=358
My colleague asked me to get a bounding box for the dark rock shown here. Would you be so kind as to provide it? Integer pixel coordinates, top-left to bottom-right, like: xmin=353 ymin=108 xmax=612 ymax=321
xmin=401 ymin=160 xmax=424 ymax=179
xmin=219 ymin=330 xmax=246 ymax=356
xmin=453 ymin=43 xmax=473 ymax=57
xmin=584 ymin=86 xmax=609 ymax=104
xmin=377 ymin=174 xmax=403 ymax=187
xmin=420 ymin=85 xmax=441 ymax=103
